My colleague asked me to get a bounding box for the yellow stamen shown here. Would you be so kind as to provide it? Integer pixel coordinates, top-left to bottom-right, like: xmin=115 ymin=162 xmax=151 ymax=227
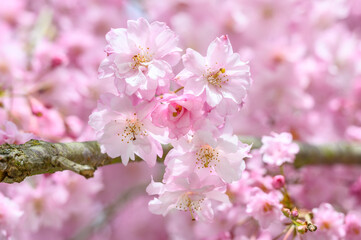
xmin=205 ymin=68 xmax=228 ymax=87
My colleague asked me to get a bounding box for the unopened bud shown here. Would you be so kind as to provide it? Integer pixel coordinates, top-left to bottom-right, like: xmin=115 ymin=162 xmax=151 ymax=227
xmin=297 ymin=225 xmax=307 ymax=234
xmin=282 ymin=208 xmax=291 ymax=217
xmin=296 ymin=219 xmax=303 ymax=224
xmin=307 ymin=223 xmax=317 ymax=232
xmin=272 ymin=175 xmax=285 ymax=189
xmin=291 ymin=208 xmax=299 ymax=218
xmin=51 ymin=56 xmax=63 ymax=68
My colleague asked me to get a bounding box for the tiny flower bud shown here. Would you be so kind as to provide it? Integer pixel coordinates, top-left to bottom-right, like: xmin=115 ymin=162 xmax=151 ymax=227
xmin=297 ymin=225 xmax=307 ymax=234
xmin=51 ymin=56 xmax=63 ymax=69
xmin=307 ymin=223 xmax=317 ymax=232
xmin=282 ymin=208 xmax=291 ymax=217
xmin=296 ymin=219 xmax=304 ymax=224
xmin=272 ymin=175 xmax=285 ymax=189
xmin=291 ymin=207 xmax=299 ymax=218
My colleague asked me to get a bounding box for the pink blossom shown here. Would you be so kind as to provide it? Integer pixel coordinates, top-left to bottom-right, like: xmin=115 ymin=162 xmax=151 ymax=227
xmin=151 ymin=93 xmax=204 ymax=139
xmin=0 ymin=192 xmax=23 ymax=237
xmin=51 ymin=171 xmax=103 ymax=214
xmin=245 ymin=188 xmax=282 ymax=228
xmin=99 ymin=17 xmax=182 ymax=100
xmin=260 ymin=132 xmax=299 ymax=166
xmin=11 ymin=177 xmax=70 ymax=232
xmin=147 ymin=173 xmax=229 ymax=221
xmin=177 ymin=35 xmax=251 ymax=107
xmin=312 ymin=203 xmax=345 ymax=239
xmin=32 ymin=40 xmax=69 ymax=72
xmin=0 ymin=121 xmax=34 ymax=144
xmin=165 ymin=131 xmax=250 ymax=183
xmin=89 ymin=93 xmax=165 ymax=166
xmin=344 ymin=213 xmax=361 ymax=240
xmin=346 ymin=125 xmax=361 ymax=141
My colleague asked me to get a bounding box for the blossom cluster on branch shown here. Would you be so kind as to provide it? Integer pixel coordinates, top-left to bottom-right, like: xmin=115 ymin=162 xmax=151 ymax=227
xmin=1 ymin=0 xmax=361 ymax=239
xmin=89 ymin=17 xmax=252 ymax=221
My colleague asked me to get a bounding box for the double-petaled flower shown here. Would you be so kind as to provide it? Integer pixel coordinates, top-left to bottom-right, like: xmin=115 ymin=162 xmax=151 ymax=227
xmin=99 ymin=18 xmax=182 ymax=100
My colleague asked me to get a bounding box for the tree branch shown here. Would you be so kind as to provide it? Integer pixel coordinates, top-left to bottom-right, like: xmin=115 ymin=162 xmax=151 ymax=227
xmin=70 ymin=183 xmax=147 ymax=240
xmin=0 ymin=138 xmax=360 ymax=183
xmin=0 ymin=139 xmax=171 ymax=183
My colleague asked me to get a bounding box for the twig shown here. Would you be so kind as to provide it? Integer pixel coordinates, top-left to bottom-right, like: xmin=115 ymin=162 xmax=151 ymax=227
xmin=70 ymin=183 xmax=147 ymax=240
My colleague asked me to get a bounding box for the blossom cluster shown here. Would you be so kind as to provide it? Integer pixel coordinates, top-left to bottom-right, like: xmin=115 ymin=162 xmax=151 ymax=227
xmin=89 ymin=17 xmax=252 ymax=221
xmin=0 ymin=0 xmax=361 ymax=239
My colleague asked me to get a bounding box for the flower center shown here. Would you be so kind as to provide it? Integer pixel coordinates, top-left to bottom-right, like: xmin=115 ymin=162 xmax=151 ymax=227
xmin=118 ymin=113 xmax=147 ymax=143
xmin=33 ymin=198 xmax=44 ymax=215
xmin=262 ymin=6 xmax=274 ymax=19
xmin=205 ymin=68 xmax=228 ymax=87
xmin=0 ymin=61 xmax=9 ymax=74
xmin=172 ymin=105 xmax=183 ymax=117
xmin=132 ymin=46 xmax=153 ymax=69
xmin=321 ymin=221 xmax=331 ymax=230
xmin=263 ymin=202 xmax=273 ymax=212
xmin=195 ymin=145 xmax=220 ymax=171
xmin=176 ymin=192 xmax=205 ymax=221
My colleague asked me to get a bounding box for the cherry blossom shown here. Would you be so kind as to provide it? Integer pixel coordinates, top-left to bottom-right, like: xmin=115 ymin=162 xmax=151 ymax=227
xmin=11 ymin=177 xmax=69 ymax=232
xmin=151 ymin=93 xmax=204 ymax=139
xmin=99 ymin=17 xmax=182 ymax=100
xmin=164 ymin=131 xmax=250 ymax=183
xmin=344 ymin=213 xmax=361 ymax=240
xmin=89 ymin=93 xmax=165 ymax=166
xmin=260 ymin=132 xmax=299 ymax=166
xmin=0 ymin=192 xmax=23 ymax=237
xmin=177 ymin=35 xmax=251 ymax=107
xmin=246 ymin=188 xmax=283 ymax=228
xmin=147 ymin=173 xmax=230 ymax=221
xmin=0 ymin=121 xmax=34 ymax=144
xmin=312 ymin=203 xmax=345 ymax=240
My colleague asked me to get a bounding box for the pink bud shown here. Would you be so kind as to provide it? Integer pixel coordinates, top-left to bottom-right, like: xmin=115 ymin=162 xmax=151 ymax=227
xmin=282 ymin=208 xmax=291 ymax=217
xmin=272 ymin=175 xmax=285 ymax=189
xmin=291 ymin=208 xmax=299 ymax=218
xmin=50 ymin=56 xmax=63 ymax=68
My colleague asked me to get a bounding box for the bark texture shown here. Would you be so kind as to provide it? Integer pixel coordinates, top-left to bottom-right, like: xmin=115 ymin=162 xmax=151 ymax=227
xmin=0 ymin=139 xmax=360 ymax=183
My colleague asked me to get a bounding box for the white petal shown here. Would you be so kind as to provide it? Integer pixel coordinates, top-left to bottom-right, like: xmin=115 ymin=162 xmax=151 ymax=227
xmin=206 ymin=190 xmax=231 ymax=204
xmin=105 ymin=28 xmax=130 ymax=53
xmin=205 ymin=85 xmax=223 ymax=107
xmin=206 ymin=36 xmax=233 ymax=67
xmin=125 ymin=69 xmax=146 ymax=88
xmin=146 ymin=177 xmax=165 ymax=195
xmin=215 ymin=157 xmax=240 ymax=183
xmin=184 ymin=77 xmax=206 ymax=96
xmin=182 ymin=48 xmax=206 ymax=75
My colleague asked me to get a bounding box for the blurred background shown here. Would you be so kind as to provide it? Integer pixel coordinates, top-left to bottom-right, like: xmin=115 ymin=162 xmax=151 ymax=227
xmin=0 ymin=0 xmax=361 ymax=239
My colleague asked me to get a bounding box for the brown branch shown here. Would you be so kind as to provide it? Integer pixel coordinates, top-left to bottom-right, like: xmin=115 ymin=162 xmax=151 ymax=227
xmin=240 ymin=137 xmax=361 ymax=168
xmin=0 ymin=139 xmax=171 ymax=183
xmin=0 ymin=138 xmax=360 ymax=183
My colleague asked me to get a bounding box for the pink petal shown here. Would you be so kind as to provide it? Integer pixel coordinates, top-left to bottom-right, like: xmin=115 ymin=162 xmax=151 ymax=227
xmin=106 ymin=28 xmax=130 ymax=53
xmin=184 ymin=77 xmax=206 ymax=96
xmin=205 ymin=85 xmax=223 ymax=107
xmin=182 ymin=48 xmax=206 ymax=75
xmin=206 ymin=35 xmax=233 ymax=67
